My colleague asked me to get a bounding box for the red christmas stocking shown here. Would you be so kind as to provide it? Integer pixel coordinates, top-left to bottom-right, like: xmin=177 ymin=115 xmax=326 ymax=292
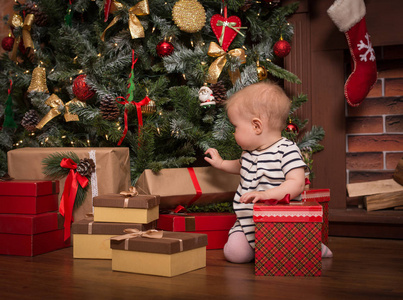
xmin=328 ymin=0 xmax=377 ymax=107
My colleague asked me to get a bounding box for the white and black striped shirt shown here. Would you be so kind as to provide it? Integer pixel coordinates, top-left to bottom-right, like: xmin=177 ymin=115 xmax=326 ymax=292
xmin=229 ymin=138 xmax=307 ymax=248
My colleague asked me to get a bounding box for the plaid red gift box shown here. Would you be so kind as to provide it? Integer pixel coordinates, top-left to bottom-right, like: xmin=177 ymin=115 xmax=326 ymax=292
xmin=302 ymin=189 xmax=330 ymax=245
xmin=253 ymin=201 xmax=323 ymax=276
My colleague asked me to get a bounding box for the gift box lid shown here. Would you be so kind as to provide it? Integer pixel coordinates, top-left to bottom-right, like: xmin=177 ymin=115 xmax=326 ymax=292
xmin=253 ymin=201 xmax=323 ymax=223
xmin=72 ymin=218 xmax=157 ymax=235
xmin=93 ymin=194 xmax=160 ymax=209
xmin=0 ymin=212 xmax=63 ymax=235
xmin=302 ymin=189 xmax=330 ymax=203
xmin=0 ymin=180 xmax=59 ymax=196
xmin=110 ymin=231 xmax=208 ymax=254
xmin=157 ymin=213 xmax=236 ymax=232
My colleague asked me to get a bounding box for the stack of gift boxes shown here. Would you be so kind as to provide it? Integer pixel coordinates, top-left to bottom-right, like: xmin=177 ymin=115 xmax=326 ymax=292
xmin=0 ymin=180 xmax=69 ymax=256
xmin=5 ymin=147 xmax=331 ymax=277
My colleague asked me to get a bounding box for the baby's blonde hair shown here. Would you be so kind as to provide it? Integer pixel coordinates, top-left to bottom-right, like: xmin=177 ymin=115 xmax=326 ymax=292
xmin=226 ymin=81 xmax=291 ymax=131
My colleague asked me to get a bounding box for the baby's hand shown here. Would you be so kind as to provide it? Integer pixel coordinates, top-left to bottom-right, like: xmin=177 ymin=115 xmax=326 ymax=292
xmin=204 ymin=148 xmax=223 ymax=169
xmin=239 ymin=191 xmax=267 ymax=204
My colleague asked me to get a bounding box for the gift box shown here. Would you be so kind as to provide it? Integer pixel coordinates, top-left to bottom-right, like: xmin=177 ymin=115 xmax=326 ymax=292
xmin=93 ymin=194 xmax=159 ymax=224
xmin=135 ymin=167 xmax=239 ymax=209
xmin=72 ymin=218 xmax=157 ymax=259
xmin=302 ymin=189 xmax=330 ymax=245
xmin=157 ymin=212 xmax=236 ymax=249
xmin=111 ymin=231 xmax=208 ymax=277
xmin=7 ymin=147 xmax=131 ymax=222
xmin=253 ymin=201 xmax=323 ymax=276
xmin=0 ymin=180 xmax=59 ymax=214
xmin=0 ymin=212 xmax=68 ymax=256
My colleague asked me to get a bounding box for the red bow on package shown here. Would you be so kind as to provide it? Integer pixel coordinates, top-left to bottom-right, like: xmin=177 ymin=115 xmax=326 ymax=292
xmin=260 ymin=194 xmax=291 ymax=206
xmin=59 ymin=158 xmax=89 ymax=241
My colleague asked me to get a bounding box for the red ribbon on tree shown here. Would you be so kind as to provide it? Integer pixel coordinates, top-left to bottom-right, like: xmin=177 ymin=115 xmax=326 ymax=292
xmin=116 ymin=50 xmax=151 ymax=145
xmin=260 ymin=194 xmax=291 ymax=206
xmin=59 ymin=158 xmax=89 ymax=241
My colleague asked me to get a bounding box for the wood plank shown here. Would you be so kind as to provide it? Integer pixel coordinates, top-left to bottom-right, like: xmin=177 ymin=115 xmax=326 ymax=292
xmin=365 ymin=191 xmax=403 ymax=211
xmin=347 ymin=179 xmax=403 ymax=197
xmin=1 ymin=237 xmax=403 ymax=299
xmin=393 ymin=158 xmax=403 ymax=185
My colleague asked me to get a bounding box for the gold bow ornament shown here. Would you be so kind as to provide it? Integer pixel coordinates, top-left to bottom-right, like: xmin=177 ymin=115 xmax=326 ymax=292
xmin=9 ymin=13 xmax=35 ymax=61
xmin=111 ymin=228 xmax=163 ymax=250
xmin=120 ymin=186 xmax=139 ymax=197
xmin=101 ymin=0 xmax=150 ymax=41
xmin=206 ymin=42 xmax=246 ymax=84
xmin=36 ymin=94 xmax=84 ymax=130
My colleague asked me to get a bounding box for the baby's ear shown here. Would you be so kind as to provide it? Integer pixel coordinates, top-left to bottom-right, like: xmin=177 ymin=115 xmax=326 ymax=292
xmin=251 ymin=118 xmax=263 ymax=134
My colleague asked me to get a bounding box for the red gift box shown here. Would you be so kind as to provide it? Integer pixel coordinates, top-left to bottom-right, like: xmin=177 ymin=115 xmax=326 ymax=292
xmin=0 ymin=212 xmax=68 ymax=256
xmin=0 ymin=229 xmax=67 ymax=256
xmin=253 ymin=201 xmax=323 ymax=276
xmin=157 ymin=213 xmax=236 ymax=249
xmin=302 ymin=189 xmax=330 ymax=245
xmin=0 ymin=180 xmax=59 ymax=214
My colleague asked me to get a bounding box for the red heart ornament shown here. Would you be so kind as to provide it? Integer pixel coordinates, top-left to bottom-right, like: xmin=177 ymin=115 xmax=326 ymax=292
xmin=210 ymin=14 xmax=242 ymax=52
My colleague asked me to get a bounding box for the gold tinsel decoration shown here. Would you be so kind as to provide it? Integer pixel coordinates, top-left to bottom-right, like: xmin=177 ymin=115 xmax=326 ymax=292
xmin=172 ymin=0 xmax=206 ymax=33
xmin=27 ymin=66 xmax=49 ymax=93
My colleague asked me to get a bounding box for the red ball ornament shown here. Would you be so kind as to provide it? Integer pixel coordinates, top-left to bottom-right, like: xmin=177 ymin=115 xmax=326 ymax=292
xmin=285 ymin=122 xmax=299 ymax=134
xmin=273 ymin=39 xmax=291 ymax=58
xmin=156 ymin=40 xmax=174 ymax=57
xmin=72 ymin=74 xmax=96 ymax=101
xmin=2 ymin=36 xmax=14 ymax=52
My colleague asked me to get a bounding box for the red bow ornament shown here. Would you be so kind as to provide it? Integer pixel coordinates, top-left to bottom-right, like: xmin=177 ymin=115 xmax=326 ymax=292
xmin=260 ymin=194 xmax=291 ymax=206
xmin=59 ymin=158 xmax=89 ymax=241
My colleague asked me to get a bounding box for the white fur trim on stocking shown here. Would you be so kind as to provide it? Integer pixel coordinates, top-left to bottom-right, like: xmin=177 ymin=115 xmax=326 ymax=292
xmin=327 ymin=0 xmax=366 ymax=32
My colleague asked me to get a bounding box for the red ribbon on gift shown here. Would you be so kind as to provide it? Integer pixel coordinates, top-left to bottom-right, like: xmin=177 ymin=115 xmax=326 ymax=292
xmin=59 ymin=158 xmax=89 ymax=241
xmin=260 ymin=194 xmax=291 ymax=206
xmin=187 ymin=167 xmax=202 ymax=206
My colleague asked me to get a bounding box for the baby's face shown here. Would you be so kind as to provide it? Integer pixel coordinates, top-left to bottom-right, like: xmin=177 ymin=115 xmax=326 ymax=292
xmin=227 ymin=105 xmax=260 ymax=151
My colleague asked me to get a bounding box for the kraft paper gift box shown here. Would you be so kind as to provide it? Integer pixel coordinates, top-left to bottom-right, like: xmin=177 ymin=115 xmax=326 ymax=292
xmin=302 ymin=189 xmax=330 ymax=245
xmin=135 ymin=167 xmax=239 ymax=209
xmin=157 ymin=212 xmax=236 ymax=249
xmin=0 ymin=180 xmax=59 ymax=214
xmin=72 ymin=218 xmax=157 ymax=259
xmin=93 ymin=194 xmax=160 ymax=224
xmin=111 ymin=231 xmax=208 ymax=277
xmin=7 ymin=147 xmax=131 ymax=222
xmin=253 ymin=201 xmax=323 ymax=277
xmin=0 ymin=212 xmax=68 ymax=256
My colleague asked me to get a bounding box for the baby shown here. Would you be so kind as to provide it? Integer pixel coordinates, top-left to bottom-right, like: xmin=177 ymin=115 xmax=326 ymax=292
xmin=205 ymin=81 xmax=310 ymax=263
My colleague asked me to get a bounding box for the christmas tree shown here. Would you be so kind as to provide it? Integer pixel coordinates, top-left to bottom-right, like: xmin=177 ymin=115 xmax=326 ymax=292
xmin=0 ymin=0 xmax=324 ymax=182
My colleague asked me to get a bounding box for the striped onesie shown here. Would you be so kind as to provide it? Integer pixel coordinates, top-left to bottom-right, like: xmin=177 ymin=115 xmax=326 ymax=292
xmin=228 ymin=138 xmax=307 ymax=248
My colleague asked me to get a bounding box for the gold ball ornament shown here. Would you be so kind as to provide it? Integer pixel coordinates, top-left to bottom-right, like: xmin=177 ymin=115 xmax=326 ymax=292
xmin=172 ymin=0 xmax=206 ymax=33
xmin=141 ymin=99 xmax=156 ymax=115
xmin=256 ymin=65 xmax=268 ymax=81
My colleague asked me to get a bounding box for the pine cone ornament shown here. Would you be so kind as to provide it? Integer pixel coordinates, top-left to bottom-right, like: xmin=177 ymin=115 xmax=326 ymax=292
xmin=210 ymin=81 xmax=227 ymax=105
xmin=76 ymin=158 xmax=96 ymax=177
xmin=21 ymin=109 xmax=40 ymax=132
xmin=25 ymin=1 xmax=49 ymax=27
xmin=100 ymin=94 xmax=120 ymax=120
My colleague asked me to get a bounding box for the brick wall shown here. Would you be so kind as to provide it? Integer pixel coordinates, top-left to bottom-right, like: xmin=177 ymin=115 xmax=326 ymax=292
xmin=346 ymin=45 xmax=403 ymax=184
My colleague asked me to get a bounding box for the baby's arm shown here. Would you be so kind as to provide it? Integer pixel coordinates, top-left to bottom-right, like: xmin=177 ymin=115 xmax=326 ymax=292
xmin=204 ymin=148 xmax=241 ymax=175
xmin=239 ymin=167 xmax=305 ymax=203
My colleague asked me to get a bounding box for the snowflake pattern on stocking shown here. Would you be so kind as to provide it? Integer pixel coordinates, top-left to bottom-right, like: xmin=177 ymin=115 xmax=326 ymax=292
xmin=357 ymin=33 xmax=375 ymax=62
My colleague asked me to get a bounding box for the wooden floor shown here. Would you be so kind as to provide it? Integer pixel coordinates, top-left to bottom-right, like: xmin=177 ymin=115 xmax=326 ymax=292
xmin=1 ymin=236 xmax=402 ymax=300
